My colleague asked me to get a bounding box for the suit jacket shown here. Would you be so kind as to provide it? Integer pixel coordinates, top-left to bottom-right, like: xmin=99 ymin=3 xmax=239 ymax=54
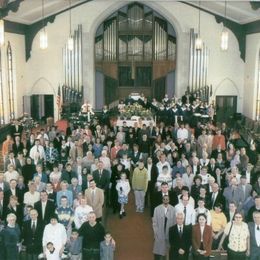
xmin=85 ymin=187 xmax=104 ymax=218
xmin=192 ymin=224 xmax=213 ymax=256
xmin=238 ymin=184 xmax=252 ymax=202
xmin=22 ymin=219 xmax=44 ymax=254
xmin=223 ymin=186 xmax=244 ymax=211
xmin=4 ymin=158 xmax=19 ymax=171
xmin=169 ymin=224 xmax=192 ymax=259
xmin=0 ymin=181 xmax=10 ymax=192
xmin=10 ymin=125 xmax=23 ymax=138
xmin=12 ymin=142 xmax=24 ymax=157
xmin=5 ymin=204 xmax=24 ymax=227
xmin=92 ymin=169 xmax=110 ymax=191
xmin=4 ymin=187 xmax=24 ymax=205
xmin=153 ymin=190 xmax=178 ymax=216
xmin=34 ymin=200 xmax=55 ymax=225
xmin=208 ymin=192 xmax=225 ymax=210
xmin=248 ymin=222 xmax=260 ymax=257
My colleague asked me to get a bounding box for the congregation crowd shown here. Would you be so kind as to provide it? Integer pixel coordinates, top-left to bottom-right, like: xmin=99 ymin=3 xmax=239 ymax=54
xmin=0 ymin=93 xmax=259 ymax=260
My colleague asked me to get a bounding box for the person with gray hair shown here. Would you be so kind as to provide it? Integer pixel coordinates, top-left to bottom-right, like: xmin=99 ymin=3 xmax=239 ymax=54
xmin=2 ymin=213 xmax=21 ymax=259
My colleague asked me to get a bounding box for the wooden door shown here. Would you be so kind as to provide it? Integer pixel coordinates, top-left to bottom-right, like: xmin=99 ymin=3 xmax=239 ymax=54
xmin=216 ymin=96 xmax=237 ymax=124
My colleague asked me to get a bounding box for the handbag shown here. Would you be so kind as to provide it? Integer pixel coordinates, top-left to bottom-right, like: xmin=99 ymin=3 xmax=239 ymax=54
xmin=223 ymin=221 xmax=233 ymax=250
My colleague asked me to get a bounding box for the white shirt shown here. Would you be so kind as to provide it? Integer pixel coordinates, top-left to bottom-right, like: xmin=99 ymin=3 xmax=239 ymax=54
xmin=175 ymin=203 xmax=196 ymax=225
xmin=147 ymin=164 xmax=152 ymax=182
xmin=24 ymin=191 xmax=40 ymax=206
xmin=29 ymin=145 xmax=46 ymax=161
xmin=4 ymin=170 xmax=19 ymax=183
xmin=255 ymin=224 xmax=260 ymax=247
xmin=42 ymin=201 xmax=47 ymax=218
xmin=156 ymin=161 xmax=171 ymax=175
xmin=177 ymin=128 xmax=188 ymax=141
xmin=74 ymin=205 xmax=93 ymax=229
xmin=246 ymin=171 xmax=251 ymax=184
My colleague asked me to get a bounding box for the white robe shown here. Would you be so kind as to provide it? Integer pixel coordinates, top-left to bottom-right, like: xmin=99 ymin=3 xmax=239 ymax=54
xmin=43 ymin=223 xmax=67 ymax=252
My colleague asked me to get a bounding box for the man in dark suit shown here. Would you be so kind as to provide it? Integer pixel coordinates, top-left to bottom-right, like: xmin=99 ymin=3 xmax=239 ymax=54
xmin=10 ymin=120 xmax=23 ymax=139
xmin=225 ymin=201 xmax=237 ymax=222
xmin=92 ymin=161 xmax=110 ymax=191
xmin=34 ymin=190 xmax=55 ymax=225
xmin=209 ymin=183 xmax=225 ymax=210
xmin=4 ymin=151 xmax=19 ymax=171
xmin=152 ymin=182 xmax=178 ymax=216
xmin=4 ymin=179 xmax=24 ymax=204
xmin=207 ymin=158 xmax=217 ymax=176
xmin=12 ymin=136 xmax=24 ymax=157
xmin=247 ymin=196 xmax=260 ymax=223
xmin=22 ymin=209 xmax=44 ymax=260
xmin=169 ymin=211 xmax=192 ymax=260
xmin=248 ymin=211 xmax=260 ymax=260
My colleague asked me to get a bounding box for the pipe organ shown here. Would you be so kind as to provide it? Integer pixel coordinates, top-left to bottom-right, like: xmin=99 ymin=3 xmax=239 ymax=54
xmin=62 ymin=25 xmax=83 ymax=111
xmin=188 ymin=29 xmax=211 ymax=102
xmin=95 ymin=3 xmax=176 ymax=106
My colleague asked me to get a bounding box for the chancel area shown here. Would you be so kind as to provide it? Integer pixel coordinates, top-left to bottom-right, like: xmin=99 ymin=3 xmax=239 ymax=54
xmin=0 ymin=0 xmax=259 ymax=260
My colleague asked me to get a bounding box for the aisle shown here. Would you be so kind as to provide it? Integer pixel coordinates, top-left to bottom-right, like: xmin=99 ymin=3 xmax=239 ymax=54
xmin=106 ymin=192 xmax=154 ymax=260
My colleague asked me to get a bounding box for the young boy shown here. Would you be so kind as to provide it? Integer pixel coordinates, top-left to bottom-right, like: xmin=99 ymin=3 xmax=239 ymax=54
xmin=100 ymin=232 xmax=116 ymax=260
xmin=45 ymin=242 xmax=60 ymax=260
xmin=67 ymin=229 xmax=82 ymax=260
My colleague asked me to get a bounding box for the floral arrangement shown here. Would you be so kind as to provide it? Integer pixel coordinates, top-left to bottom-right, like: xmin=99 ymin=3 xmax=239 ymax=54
xmin=120 ymin=103 xmax=153 ymax=119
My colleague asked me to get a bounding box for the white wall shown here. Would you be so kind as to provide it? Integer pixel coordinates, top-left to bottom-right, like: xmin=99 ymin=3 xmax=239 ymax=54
xmin=244 ymin=33 xmax=260 ymax=119
xmin=14 ymin=0 xmax=246 ymax=120
xmin=0 ymin=32 xmax=26 ymax=122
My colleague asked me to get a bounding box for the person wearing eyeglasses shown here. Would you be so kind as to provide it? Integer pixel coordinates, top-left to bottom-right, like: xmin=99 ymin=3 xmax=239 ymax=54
xmin=218 ymin=212 xmax=250 ymax=260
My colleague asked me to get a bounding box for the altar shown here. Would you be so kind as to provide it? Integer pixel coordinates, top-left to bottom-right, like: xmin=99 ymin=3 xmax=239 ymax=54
xmin=116 ymin=116 xmax=155 ymax=127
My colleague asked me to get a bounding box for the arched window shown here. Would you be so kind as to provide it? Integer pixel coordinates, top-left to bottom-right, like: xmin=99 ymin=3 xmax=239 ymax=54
xmin=7 ymin=41 xmax=15 ymax=120
xmin=257 ymin=50 xmax=260 ymax=121
xmin=95 ymin=3 xmax=176 ymax=107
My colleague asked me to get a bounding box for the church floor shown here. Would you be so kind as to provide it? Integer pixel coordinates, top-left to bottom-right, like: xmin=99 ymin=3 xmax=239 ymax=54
xmin=106 ymin=192 xmax=154 ymax=260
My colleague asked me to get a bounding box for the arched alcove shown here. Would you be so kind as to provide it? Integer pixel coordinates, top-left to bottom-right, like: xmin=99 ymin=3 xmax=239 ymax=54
xmin=94 ymin=2 xmax=177 ymax=108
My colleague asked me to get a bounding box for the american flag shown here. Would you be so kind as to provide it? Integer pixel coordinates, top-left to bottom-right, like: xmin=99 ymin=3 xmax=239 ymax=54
xmin=57 ymin=85 xmax=61 ymax=110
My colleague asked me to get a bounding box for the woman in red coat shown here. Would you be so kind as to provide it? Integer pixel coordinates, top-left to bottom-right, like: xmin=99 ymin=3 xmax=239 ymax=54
xmin=192 ymin=213 xmax=213 ymax=260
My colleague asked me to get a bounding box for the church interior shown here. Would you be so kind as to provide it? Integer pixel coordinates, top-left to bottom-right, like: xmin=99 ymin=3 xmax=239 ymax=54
xmin=0 ymin=0 xmax=259 ymax=259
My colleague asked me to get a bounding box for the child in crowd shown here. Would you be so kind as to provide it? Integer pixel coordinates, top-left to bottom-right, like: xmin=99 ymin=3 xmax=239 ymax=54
xmin=100 ymin=232 xmax=116 ymax=260
xmin=45 ymin=242 xmax=60 ymax=260
xmin=67 ymin=229 xmax=82 ymax=260
xmin=116 ymin=172 xmax=131 ymax=218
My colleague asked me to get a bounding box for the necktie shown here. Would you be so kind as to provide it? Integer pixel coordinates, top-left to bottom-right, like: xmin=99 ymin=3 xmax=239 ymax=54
xmin=184 ymin=207 xmax=187 ymax=224
xmin=32 ymin=221 xmax=36 ymax=234
xmin=37 ymin=146 xmax=39 ymax=153
xmin=164 ymin=209 xmax=168 ymax=232
xmin=179 ymin=226 xmax=182 ymax=237
xmin=212 ymin=193 xmax=215 ymax=205
xmin=257 ymin=226 xmax=260 ymax=231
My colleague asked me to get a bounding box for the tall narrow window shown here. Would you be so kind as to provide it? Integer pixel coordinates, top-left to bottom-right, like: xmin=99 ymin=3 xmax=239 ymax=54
xmin=7 ymin=41 xmax=15 ymax=119
xmin=256 ymin=50 xmax=260 ymax=121
xmin=0 ymin=48 xmax=4 ymax=125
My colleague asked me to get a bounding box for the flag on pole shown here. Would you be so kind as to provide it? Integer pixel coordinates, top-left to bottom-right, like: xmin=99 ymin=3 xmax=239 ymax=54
xmin=57 ymin=85 xmax=61 ymax=111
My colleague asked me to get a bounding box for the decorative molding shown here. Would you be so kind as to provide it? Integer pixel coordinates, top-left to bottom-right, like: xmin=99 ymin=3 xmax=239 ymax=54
xmin=0 ymin=0 xmax=23 ymax=19
xmin=25 ymin=0 xmax=91 ymax=61
xmin=181 ymin=1 xmax=246 ymax=61
xmin=250 ymin=1 xmax=260 ymax=10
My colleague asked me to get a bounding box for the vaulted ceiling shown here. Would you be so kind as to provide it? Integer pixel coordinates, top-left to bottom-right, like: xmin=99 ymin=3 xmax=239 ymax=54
xmin=1 ymin=0 xmax=260 ymax=26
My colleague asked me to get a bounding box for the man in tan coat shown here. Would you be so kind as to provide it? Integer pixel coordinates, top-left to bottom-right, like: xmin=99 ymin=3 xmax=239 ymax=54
xmin=85 ymin=179 xmax=104 ymax=221
xmin=132 ymin=159 xmax=148 ymax=213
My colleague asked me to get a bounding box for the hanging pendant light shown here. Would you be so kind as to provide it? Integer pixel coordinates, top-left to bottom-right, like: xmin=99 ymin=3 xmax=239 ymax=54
xmin=195 ymin=1 xmax=202 ymax=50
xmin=221 ymin=1 xmax=229 ymax=51
xmin=40 ymin=0 xmax=48 ymax=49
xmin=68 ymin=0 xmax=73 ymax=51
xmin=0 ymin=19 xmax=4 ymax=46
